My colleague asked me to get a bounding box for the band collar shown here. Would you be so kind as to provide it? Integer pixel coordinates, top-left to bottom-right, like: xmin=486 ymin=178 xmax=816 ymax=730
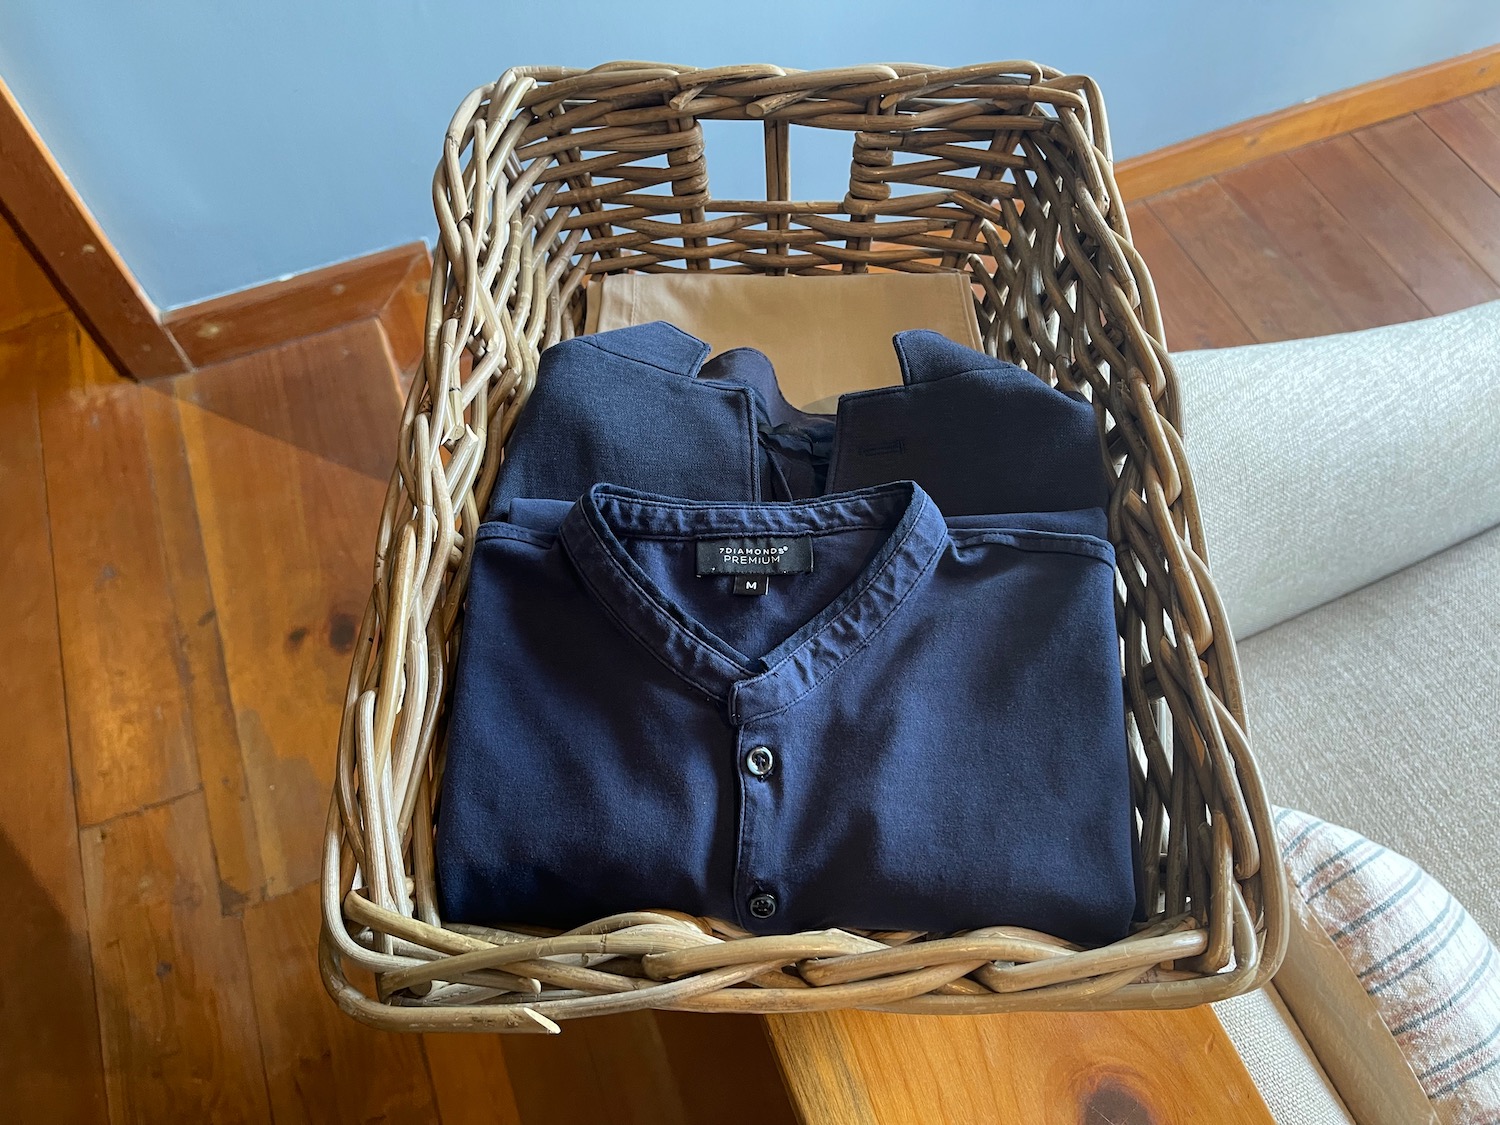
xmin=558 ymin=481 xmax=948 ymax=725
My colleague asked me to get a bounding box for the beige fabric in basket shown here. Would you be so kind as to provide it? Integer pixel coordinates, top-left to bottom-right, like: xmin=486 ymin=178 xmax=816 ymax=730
xmin=585 ymin=271 xmax=982 ymax=408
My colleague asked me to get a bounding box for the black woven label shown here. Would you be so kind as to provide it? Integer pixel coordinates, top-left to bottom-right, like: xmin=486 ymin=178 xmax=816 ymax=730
xmin=696 ymin=536 xmax=813 ymax=576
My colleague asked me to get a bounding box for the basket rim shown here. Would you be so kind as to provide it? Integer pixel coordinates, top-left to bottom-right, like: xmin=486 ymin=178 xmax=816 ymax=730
xmin=320 ymin=58 xmax=1289 ymax=1031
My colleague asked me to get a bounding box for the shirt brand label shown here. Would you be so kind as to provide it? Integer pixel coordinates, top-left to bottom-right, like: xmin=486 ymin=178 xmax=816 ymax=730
xmin=696 ymin=536 xmax=814 ymax=576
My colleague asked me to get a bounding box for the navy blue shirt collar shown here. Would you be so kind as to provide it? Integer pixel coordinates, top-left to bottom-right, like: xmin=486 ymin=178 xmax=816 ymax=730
xmin=558 ymin=481 xmax=949 ymax=725
xmin=490 ymin=321 xmax=1107 ymax=518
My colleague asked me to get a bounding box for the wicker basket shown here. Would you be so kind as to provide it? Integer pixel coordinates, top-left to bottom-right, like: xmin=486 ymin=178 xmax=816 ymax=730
xmin=319 ymin=61 xmax=1288 ymax=1034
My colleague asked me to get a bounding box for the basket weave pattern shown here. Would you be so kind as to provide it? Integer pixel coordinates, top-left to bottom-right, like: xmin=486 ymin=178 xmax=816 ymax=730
xmin=320 ymin=61 xmax=1288 ymax=1033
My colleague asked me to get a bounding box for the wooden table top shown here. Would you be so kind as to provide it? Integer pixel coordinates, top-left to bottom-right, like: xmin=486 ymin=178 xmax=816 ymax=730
xmin=764 ymin=1007 xmax=1275 ymax=1125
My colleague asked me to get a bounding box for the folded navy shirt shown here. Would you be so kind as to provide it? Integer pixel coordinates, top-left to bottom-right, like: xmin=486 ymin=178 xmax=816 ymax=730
xmin=488 ymin=321 xmax=1108 ymax=517
xmin=437 ymin=481 xmax=1137 ymax=944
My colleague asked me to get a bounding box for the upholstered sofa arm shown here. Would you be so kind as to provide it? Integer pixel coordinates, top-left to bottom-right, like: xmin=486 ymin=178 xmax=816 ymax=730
xmin=1174 ymin=300 xmax=1500 ymax=638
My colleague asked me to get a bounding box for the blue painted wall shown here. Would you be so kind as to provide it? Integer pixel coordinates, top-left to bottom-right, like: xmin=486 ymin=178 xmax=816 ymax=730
xmin=1 ymin=2 xmax=1496 ymax=309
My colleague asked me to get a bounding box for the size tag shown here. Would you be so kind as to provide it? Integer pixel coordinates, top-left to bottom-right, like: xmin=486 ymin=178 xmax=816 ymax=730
xmin=733 ymin=575 xmax=770 ymax=597
xmin=696 ymin=536 xmax=814 ymax=576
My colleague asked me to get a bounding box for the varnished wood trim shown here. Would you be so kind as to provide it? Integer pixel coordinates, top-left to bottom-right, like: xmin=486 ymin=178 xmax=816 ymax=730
xmin=1118 ymin=42 xmax=1500 ymax=200
xmin=164 ymin=242 xmax=430 ymax=369
xmin=375 ymin=246 xmax=433 ymax=383
xmin=0 ymin=77 xmax=188 ymax=379
xmin=1 ymin=72 xmax=426 ymax=380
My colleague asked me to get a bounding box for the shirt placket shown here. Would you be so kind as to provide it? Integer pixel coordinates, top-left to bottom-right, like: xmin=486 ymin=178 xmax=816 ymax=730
xmin=729 ymin=690 xmax=786 ymax=931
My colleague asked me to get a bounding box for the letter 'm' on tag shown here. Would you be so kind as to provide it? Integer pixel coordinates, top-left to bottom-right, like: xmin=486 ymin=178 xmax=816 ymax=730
xmin=733 ymin=575 xmax=769 ymax=596
xmin=696 ymin=536 xmax=814 ymax=576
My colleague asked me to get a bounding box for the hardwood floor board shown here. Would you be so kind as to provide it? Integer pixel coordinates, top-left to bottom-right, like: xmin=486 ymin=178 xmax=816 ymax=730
xmin=0 ymin=321 xmax=109 ymax=1124
xmin=242 ymin=882 xmax=439 ymax=1125
xmin=653 ymin=1013 xmax=798 ymax=1125
xmin=1419 ymin=92 xmax=1500 ymax=196
xmin=1217 ymin=154 xmax=1428 ymax=331
xmin=423 ymin=1035 xmax=524 ymax=1125
xmin=1483 ymin=85 xmax=1500 ymax=123
xmin=1 ymin=211 xmax=68 ymax=335
xmin=1124 ymin=204 xmax=1256 ymax=350
xmin=1289 ymin=135 xmax=1499 ymax=315
xmin=138 ymin=383 xmax=266 ymax=910
xmin=377 ymin=249 xmax=432 ymax=398
xmin=572 ymin=1014 xmax=691 ymax=1125
xmin=80 ymin=792 xmax=271 ymax=1123
xmin=432 ymin=1001 xmax=781 ymax=1125
xmin=1356 ymin=114 xmax=1500 ymax=286
xmin=431 ymin=1016 xmax=732 ymax=1125
xmin=176 ymin=319 xmax=402 ymax=477
xmin=173 ymin=320 xmax=399 ymax=895
xmin=499 ymin=1030 xmax=617 ymax=1125
xmin=35 ymin=321 xmax=201 ymax=826
xmin=499 ymin=1013 xmax=705 ymax=1125
xmin=1147 ymin=180 xmax=1349 ymax=343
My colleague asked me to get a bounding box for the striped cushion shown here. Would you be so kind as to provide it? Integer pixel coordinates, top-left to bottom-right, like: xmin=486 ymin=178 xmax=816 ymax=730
xmin=1276 ymin=807 xmax=1500 ymax=1121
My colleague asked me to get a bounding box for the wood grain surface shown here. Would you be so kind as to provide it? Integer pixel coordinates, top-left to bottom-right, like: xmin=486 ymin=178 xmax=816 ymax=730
xmin=1123 ymin=206 xmax=1254 ymax=351
xmin=422 ymin=1035 xmax=526 ymax=1125
xmin=1216 ymin=155 xmax=1428 ymax=331
xmin=1147 ymin=179 xmax=1348 ymax=343
xmin=376 ymin=246 xmax=433 ymax=392
xmin=173 ymin=320 xmax=399 ymax=896
xmin=35 ymin=322 xmax=202 ymax=826
xmin=137 ymin=382 xmax=267 ymax=910
xmin=1357 ymin=114 xmax=1500 ymax=285
xmin=1420 ymin=91 xmax=1500 ymax=196
xmin=243 ymin=883 xmax=439 ymax=1125
xmin=654 ymin=1013 xmax=800 ymax=1125
xmin=504 ymin=1015 xmax=692 ymax=1125
xmin=1288 ymin=134 xmax=1499 ymax=316
xmin=0 ymin=215 xmax=66 ymax=336
xmin=80 ymin=793 xmax=272 ymax=1123
xmin=767 ymin=1008 xmax=1275 ymax=1125
xmin=0 ymin=315 xmax=109 ymax=1122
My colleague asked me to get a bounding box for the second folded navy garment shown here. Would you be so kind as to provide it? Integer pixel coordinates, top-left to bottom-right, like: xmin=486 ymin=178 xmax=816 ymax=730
xmin=436 ymin=482 xmax=1138 ymax=945
xmin=488 ymin=321 xmax=1107 ymax=517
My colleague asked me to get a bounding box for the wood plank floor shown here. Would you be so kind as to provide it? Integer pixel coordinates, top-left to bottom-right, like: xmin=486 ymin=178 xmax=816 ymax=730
xmin=1 ymin=84 xmax=1498 ymax=1125
xmin=0 ymin=214 xmax=792 ymax=1125
xmin=1137 ymin=87 xmax=1500 ymax=350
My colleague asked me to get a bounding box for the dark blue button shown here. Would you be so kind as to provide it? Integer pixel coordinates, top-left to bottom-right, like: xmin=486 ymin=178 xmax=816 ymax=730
xmin=748 ymin=893 xmax=777 ymax=919
xmin=745 ymin=745 xmax=775 ymax=777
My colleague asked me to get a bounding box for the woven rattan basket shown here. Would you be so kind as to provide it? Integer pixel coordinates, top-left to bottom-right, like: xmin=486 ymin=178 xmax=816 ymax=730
xmin=320 ymin=61 xmax=1288 ymax=1034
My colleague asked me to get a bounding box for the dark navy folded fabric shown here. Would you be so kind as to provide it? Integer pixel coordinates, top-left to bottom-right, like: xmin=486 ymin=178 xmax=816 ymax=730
xmin=437 ymin=482 xmax=1137 ymax=944
xmin=487 ymin=321 xmax=1107 ymax=517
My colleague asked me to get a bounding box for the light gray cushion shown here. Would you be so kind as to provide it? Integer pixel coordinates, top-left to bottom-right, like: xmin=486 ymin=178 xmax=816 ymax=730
xmin=1236 ymin=524 xmax=1500 ymax=939
xmin=1173 ymin=301 xmax=1500 ymax=639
